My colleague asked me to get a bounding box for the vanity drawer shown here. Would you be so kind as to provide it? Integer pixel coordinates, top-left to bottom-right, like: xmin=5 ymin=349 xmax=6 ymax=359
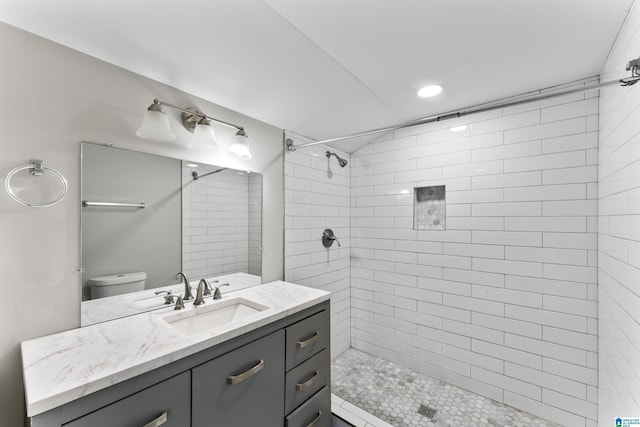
xmin=286 ymin=310 xmax=329 ymax=371
xmin=192 ymin=329 xmax=284 ymax=427
xmin=286 ymin=386 xmax=330 ymax=427
xmin=63 ymin=371 xmax=190 ymax=427
xmin=285 ymin=349 xmax=329 ymax=415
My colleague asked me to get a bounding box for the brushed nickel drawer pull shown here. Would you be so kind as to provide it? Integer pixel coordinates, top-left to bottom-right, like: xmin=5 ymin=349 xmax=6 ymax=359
xmin=142 ymin=409 xmax=168 ymax=427
xmin=305 ymin=410 xmax=322 ymax=427
xmin=227 ymin=359 xmax=265 ymax=385
xmin=296 ymin=370 xmax=319 ymax=391
xmin=297 ymin=331 xmax=320 ymax=349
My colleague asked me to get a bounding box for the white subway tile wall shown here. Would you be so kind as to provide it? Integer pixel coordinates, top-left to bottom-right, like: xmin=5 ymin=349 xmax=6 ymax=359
xmin=598 ymin=2 xmax=640 ymax=425
xmin=248 ymin=173 xmax=262 ymax=276
xmin=350 ymin=80 xmax=598 ymax=426
xmin=182 ymin=165 xmax=253 ymax=279
xmin=284 ymin=136 xmax=351 ymax=357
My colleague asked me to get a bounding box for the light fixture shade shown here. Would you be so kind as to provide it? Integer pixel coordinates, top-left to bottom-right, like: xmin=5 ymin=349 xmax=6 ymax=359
xmin=136 ymin=104 xmax=176 ymax=142
xmin=192 ymin=118 xmax=217 ymax=146
xmin=228 ymin=128 xmax=252 ymax=159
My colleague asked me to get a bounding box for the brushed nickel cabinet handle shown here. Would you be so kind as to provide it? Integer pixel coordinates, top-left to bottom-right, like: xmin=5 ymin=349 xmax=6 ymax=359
xmin=227 ymin=359 xmax=265 ymax=385
xmin=296 ymin=370 xmax=319 ymax=391
xmin=142 ymin=409 xmax=168 ymax=427
xmin=297 ymin=331 xmax=319 ymax=349
xmin=305 ymin=410 xmax=322 ymax=427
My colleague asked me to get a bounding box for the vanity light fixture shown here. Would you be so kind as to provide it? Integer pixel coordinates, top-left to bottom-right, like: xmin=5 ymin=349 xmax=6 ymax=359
xmin=136 ymin=102 xmax=176 ymax=142
xmin=137 ymin=99 xmax=252 ymax=158
xmin=229 ymin=128 xmax=252 ymax=159
xmin=191 ymin=118 xmax=217 ymax=146
xmin=417 ymin=84 xmax=444 ymax=98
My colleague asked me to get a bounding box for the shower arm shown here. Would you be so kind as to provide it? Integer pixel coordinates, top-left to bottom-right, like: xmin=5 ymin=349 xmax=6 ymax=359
xmin=285 ymin=61 xmax=640 ymax=152
xmin=192 ymin=168 xmax=226 ymax=180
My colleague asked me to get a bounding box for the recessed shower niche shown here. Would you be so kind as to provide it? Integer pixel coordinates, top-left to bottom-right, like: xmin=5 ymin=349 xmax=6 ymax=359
xmin=413 ymin=185 xmax=445 ymax=230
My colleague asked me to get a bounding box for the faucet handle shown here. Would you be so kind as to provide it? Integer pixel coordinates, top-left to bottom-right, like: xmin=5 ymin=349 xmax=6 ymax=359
xmin=154 ymin=290 xmax=175 ymax=304
xmin=213 ymin=283 xmax=229 ymax=300
xmin=174 ymin=296 xmax=185 ymax=310
xmin=203 ymin=279 xmax=217 ymax=296
xmin=322 ymin=229 xmax=341 ymax=248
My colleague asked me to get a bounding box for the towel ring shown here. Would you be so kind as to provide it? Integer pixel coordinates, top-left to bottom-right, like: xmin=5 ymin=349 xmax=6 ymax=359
xmin=4 ymin=160 xmax=68 ymax=208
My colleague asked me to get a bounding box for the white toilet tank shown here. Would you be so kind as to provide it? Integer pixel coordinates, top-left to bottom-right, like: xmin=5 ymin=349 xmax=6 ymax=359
xmin=88 ymin=272 xmax=146 ymax=299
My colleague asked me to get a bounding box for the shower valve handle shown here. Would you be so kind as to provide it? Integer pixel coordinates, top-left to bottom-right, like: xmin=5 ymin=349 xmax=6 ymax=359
xmin=322 ymin=229 xmax=341 ymax=248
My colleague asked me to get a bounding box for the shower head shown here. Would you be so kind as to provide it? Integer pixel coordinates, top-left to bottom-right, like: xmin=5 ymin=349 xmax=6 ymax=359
xmin=326 ymin=151 xmax=348 ymax=167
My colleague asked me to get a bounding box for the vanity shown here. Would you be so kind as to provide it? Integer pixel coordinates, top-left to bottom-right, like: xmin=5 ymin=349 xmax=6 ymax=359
xmin=22 ymin=281 xmax=331 ymax=427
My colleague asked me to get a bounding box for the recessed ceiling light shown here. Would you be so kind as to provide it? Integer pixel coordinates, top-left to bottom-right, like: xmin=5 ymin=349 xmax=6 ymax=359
xmin=450 ymin=125 xmax=467 ymax=132
xmin=417 ymin=84 xmax=443 ymax=98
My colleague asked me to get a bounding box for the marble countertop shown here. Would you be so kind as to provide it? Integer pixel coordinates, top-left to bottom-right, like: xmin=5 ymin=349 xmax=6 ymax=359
xmin=22 ymin=280 xmax=330 ymax=417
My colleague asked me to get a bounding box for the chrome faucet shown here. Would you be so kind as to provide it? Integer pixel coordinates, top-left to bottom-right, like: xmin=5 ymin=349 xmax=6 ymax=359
xmin=174 ymin=272 xmax=193 ymax=301
xmin=213 ymin=283 xmax=229 ymax=300
xmin=194 ymin=279 xmax=210 ymax=306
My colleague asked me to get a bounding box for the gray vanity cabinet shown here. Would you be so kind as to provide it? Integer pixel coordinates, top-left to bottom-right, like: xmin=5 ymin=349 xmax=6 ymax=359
xmin=28 ymin=301 xmax=330 ymax=427
xmin=192 ymin=329 xmax=285 ymax=426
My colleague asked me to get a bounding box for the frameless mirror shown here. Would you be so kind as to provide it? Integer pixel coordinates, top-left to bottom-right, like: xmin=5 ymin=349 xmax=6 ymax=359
xmin=80 ymin=142 xmax=262 ymax=326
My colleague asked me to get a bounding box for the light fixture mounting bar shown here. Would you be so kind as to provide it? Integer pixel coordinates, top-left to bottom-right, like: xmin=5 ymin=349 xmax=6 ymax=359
xmin=153 ymin=99 xmax=242 ymax=131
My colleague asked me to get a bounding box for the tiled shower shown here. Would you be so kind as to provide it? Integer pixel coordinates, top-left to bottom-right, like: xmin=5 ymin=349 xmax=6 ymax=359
xmin=284 ymin=5 xmax=640 ymax=425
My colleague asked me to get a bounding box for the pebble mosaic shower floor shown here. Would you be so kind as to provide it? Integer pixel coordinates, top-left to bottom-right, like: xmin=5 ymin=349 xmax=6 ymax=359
xmin=332 ymin=349 xmax=561 ymax=427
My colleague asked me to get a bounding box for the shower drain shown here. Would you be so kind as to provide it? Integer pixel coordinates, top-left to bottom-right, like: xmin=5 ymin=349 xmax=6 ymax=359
xmin=417 ymin=404 xmax=437 ymax=419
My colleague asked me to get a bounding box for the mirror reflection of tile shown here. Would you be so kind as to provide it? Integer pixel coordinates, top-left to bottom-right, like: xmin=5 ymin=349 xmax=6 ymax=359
xmin=414 ymin=185 xmax=445 ymax=230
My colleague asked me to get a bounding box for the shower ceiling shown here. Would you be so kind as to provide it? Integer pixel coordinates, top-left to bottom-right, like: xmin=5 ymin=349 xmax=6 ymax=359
xmin=0 ymin=0 xmax=633 ymax=153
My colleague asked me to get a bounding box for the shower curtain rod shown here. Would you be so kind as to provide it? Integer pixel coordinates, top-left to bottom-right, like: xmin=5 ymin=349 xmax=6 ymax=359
xmin=285 ymin=72 xmax=640 ymax=152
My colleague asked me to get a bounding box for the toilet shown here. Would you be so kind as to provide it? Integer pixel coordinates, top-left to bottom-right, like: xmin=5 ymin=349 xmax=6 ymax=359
xmin=88 ymin=272 xmax=146 ymax=299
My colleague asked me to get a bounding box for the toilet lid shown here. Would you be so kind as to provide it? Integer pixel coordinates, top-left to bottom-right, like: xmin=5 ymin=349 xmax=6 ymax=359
xmin=87 ymin=272 xmax=146 ymax=286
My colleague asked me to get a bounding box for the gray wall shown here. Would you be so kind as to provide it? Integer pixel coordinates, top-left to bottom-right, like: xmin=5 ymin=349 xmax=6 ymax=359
xmin=0 ymin=22 xmax=284 ymax=426
xmin=81 ymin=143 xmax=182 ymax=299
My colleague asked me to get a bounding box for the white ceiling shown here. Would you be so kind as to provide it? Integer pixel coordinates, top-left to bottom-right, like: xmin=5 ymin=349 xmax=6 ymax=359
xmin=0 ymin=0 xmax=634 ymax=152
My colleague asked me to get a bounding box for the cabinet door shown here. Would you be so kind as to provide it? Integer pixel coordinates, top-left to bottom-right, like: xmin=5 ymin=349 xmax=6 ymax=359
xmin=192 ymin=330 xmax=285 ymax=427
xmin=63 ymin=372 xmax=190 ymax=427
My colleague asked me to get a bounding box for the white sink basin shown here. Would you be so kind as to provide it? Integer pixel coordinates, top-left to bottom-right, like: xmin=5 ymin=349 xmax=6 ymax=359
xmin=162 ymin=297 xmax=269 ymax=336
